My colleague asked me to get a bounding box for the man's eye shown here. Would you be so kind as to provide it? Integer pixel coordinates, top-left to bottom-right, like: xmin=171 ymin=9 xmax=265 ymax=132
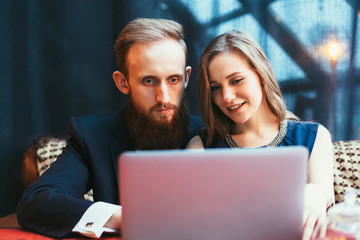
xmin=168 ymin=78 xmax=179 ymax=84
xmin=143 ymin=79 xmax=156 ymax=85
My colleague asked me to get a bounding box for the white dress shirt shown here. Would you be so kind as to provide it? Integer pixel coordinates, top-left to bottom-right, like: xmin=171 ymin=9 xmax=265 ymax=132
xmin=72 ymin=201 xmax=121 ymax=238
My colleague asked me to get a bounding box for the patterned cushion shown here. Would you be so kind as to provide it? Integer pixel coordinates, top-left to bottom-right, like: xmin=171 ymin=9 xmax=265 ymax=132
xmin=22 ymin=136 xmax=94 ymax=202
xmin=333 ymin=139 xmax=360 ymax=203
xmin=35 ymin=137 xmax=67 ymax=176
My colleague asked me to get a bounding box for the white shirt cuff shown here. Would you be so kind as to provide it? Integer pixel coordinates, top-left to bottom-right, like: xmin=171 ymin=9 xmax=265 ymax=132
xmin=72 ymin=201 xmax=121 ymax=238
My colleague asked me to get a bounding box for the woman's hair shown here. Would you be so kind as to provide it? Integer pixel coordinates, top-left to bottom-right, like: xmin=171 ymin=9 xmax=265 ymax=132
xmin=114 ymin=18 xmax=187 ymax=79
xmin=198 ymin=30 xmax=296 ymax=147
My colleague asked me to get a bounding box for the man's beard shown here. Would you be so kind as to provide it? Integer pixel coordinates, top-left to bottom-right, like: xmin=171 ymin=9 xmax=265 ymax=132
xmin=125 ymin=97 xmax=190 ymax=150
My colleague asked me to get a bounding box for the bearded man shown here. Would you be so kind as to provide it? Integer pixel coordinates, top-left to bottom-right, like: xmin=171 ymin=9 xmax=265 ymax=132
xmin=17 ymin=18 xmax=201 ymax=239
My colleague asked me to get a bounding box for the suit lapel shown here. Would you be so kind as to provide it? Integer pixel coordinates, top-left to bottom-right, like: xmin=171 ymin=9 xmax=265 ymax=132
xmin=109 ymin=110 xmax=134 ymax=183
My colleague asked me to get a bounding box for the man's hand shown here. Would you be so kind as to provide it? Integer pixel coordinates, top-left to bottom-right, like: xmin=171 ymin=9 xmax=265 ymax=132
xmin=104 ymin=208 xmax=122 ymax=230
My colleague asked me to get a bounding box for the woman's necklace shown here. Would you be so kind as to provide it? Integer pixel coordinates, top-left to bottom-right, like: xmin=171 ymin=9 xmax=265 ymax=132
xmin=225 ymin=120 xmax=288 ymax=148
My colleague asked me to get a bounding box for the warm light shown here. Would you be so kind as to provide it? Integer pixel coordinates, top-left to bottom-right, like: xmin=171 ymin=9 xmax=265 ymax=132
xmin=325 ymin=40 xmax=342 ymax=61
xmin=327 ymin=44 xmax=339 ymax=59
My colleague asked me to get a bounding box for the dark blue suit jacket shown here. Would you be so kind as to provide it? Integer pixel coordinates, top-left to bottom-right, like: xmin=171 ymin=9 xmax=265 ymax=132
xmin=16 ymin=109 xmax=201 ymax=238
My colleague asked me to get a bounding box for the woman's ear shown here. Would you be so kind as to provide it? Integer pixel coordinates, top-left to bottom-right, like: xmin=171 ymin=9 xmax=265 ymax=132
xmin=184 ymin=66 xmax=192 ymax=88
xmin=113 ymin=71 xmax=129 ymax=95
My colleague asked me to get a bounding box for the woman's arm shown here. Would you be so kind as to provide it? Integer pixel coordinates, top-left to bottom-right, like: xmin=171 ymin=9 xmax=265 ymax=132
xmin=303 ymin=124 xmax=334 ymax=240
xmin=308 ymin=124 xmax=335 ymax=206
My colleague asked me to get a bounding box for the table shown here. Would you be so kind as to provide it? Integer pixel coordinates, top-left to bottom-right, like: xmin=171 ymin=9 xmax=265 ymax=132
xmin=1 ymin=227 xmax=357 ymax=239
xmin=0 ymin=228 xmax=121 ymax=240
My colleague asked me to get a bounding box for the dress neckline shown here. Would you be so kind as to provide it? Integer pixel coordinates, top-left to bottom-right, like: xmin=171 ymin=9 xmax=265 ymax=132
xmin=225 ymin=120 xmax=288 ymax=148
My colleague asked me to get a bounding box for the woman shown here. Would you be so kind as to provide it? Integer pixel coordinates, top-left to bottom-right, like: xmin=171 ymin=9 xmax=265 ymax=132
xmin=187 ymin=30 xmax=334 ymax=239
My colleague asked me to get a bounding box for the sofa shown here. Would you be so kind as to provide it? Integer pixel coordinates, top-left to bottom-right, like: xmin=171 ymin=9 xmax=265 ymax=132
xmin=22 ymin=136 xmax=360 ymax=204
xmin=0 ymin=136 xmax=358 ymax=228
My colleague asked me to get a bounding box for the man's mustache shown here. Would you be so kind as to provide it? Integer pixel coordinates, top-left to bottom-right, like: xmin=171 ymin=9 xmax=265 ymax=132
xmin=150 ymin=103 xmax=178 ymax=112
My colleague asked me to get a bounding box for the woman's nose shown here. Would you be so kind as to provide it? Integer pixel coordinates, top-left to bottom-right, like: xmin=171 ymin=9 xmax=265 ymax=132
xmin=222 ymin=87 xmax=235 ymax=103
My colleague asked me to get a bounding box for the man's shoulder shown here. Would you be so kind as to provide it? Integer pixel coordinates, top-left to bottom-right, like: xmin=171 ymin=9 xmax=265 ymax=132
xmin=189 ymin=114 xmax=201 ymax=122
xmin=74 ymin=110 xmax=121 ymax=122
xmin=69 ymin=110 xmax=124 ymax=132
xmin=187 ymin=114 xmax=202 ymax=140
xmin=189 ymin=114 xmax=202 ymax=130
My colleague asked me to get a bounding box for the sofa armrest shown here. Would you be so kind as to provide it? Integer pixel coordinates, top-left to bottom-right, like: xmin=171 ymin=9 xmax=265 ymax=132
xmin=333 ymin=139 xmax=360 ymax=203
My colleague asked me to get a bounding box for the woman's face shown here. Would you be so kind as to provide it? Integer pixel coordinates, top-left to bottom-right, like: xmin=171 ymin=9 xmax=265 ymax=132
xmin=208 ymin=51 xmax=265 ymax=124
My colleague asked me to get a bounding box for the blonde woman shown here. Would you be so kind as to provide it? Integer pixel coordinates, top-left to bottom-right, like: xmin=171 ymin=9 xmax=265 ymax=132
xmin=187 ymin=30 xmax=334 ymax=240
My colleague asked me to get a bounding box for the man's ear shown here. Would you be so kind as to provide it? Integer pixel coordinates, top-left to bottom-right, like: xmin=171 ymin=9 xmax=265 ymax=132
xmin=184 ymin=66 xmax=192 ymax=88
xmin=113 ymin=71 xmax=129 ymax=95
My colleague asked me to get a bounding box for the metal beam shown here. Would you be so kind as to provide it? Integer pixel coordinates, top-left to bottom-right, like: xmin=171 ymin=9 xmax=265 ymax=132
xmin=203 ymin=8 xmax=247 ymax=28
xmin=345 ymin=0 xmax=360 ymax=11
xmin=239 ymin=0 xmax=330 ymax=85
xmin=239 ymin=0 xmax=332 ymax=126
xmin=345 ymin=0 xmax=360 ymax=139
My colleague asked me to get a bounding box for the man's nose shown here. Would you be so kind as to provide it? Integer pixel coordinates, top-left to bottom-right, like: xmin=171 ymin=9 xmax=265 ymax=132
xmin=222 ymin=87 xmax=235 ymax=103
xmin=155 ymin=81 xmax=170 ymax=103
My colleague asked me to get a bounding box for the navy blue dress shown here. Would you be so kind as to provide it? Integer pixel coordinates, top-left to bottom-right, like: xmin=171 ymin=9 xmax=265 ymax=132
xmin=210 ymin=120 xmax=319 ymax=155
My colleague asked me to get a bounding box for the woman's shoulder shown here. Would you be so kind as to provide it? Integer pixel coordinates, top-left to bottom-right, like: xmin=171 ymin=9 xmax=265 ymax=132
xmin=286 ymin=120 xmax=320 ymax=133
xmin=283 ymin=120 xmax=324 ymax=153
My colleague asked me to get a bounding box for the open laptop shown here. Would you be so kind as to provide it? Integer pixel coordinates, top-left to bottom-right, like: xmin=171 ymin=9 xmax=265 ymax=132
xmin=118 ymin=146 xmax=308 ymax=240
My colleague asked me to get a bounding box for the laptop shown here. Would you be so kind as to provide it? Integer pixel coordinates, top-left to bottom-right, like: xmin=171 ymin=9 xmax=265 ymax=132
xmin=119 ymin=146 xmax=308 ymax=240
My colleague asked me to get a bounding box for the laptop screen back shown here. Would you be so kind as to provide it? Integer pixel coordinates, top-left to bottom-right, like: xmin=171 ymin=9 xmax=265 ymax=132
xmin=119 ymin=146 xmax=308 ymax=240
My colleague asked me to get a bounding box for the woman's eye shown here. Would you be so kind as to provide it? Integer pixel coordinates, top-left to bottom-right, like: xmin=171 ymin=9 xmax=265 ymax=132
xmin=210 ymin=85 xmax=220 ymax=91
xmin=232 ymin=79 xmax=243 ymax=84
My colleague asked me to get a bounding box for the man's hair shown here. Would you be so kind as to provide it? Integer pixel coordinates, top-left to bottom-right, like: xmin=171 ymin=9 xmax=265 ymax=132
xmin=198 ymin=30 xmax=297 ymax=147
xmin=114 ymin=18 xmax=187 ymax=79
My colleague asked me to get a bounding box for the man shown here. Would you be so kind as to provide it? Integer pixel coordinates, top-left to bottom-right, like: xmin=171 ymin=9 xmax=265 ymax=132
xmin=16 ymin=18 xmax=201 ymax=238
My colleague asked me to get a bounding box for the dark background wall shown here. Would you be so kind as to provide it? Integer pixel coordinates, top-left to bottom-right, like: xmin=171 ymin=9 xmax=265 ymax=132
xmin=1 ymin=0 xmax=130 ymax=217
xmin=0 ymin=0 xmax=205 ymax=217
xmin=1 ymin=0 xmax=359 ymax=217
